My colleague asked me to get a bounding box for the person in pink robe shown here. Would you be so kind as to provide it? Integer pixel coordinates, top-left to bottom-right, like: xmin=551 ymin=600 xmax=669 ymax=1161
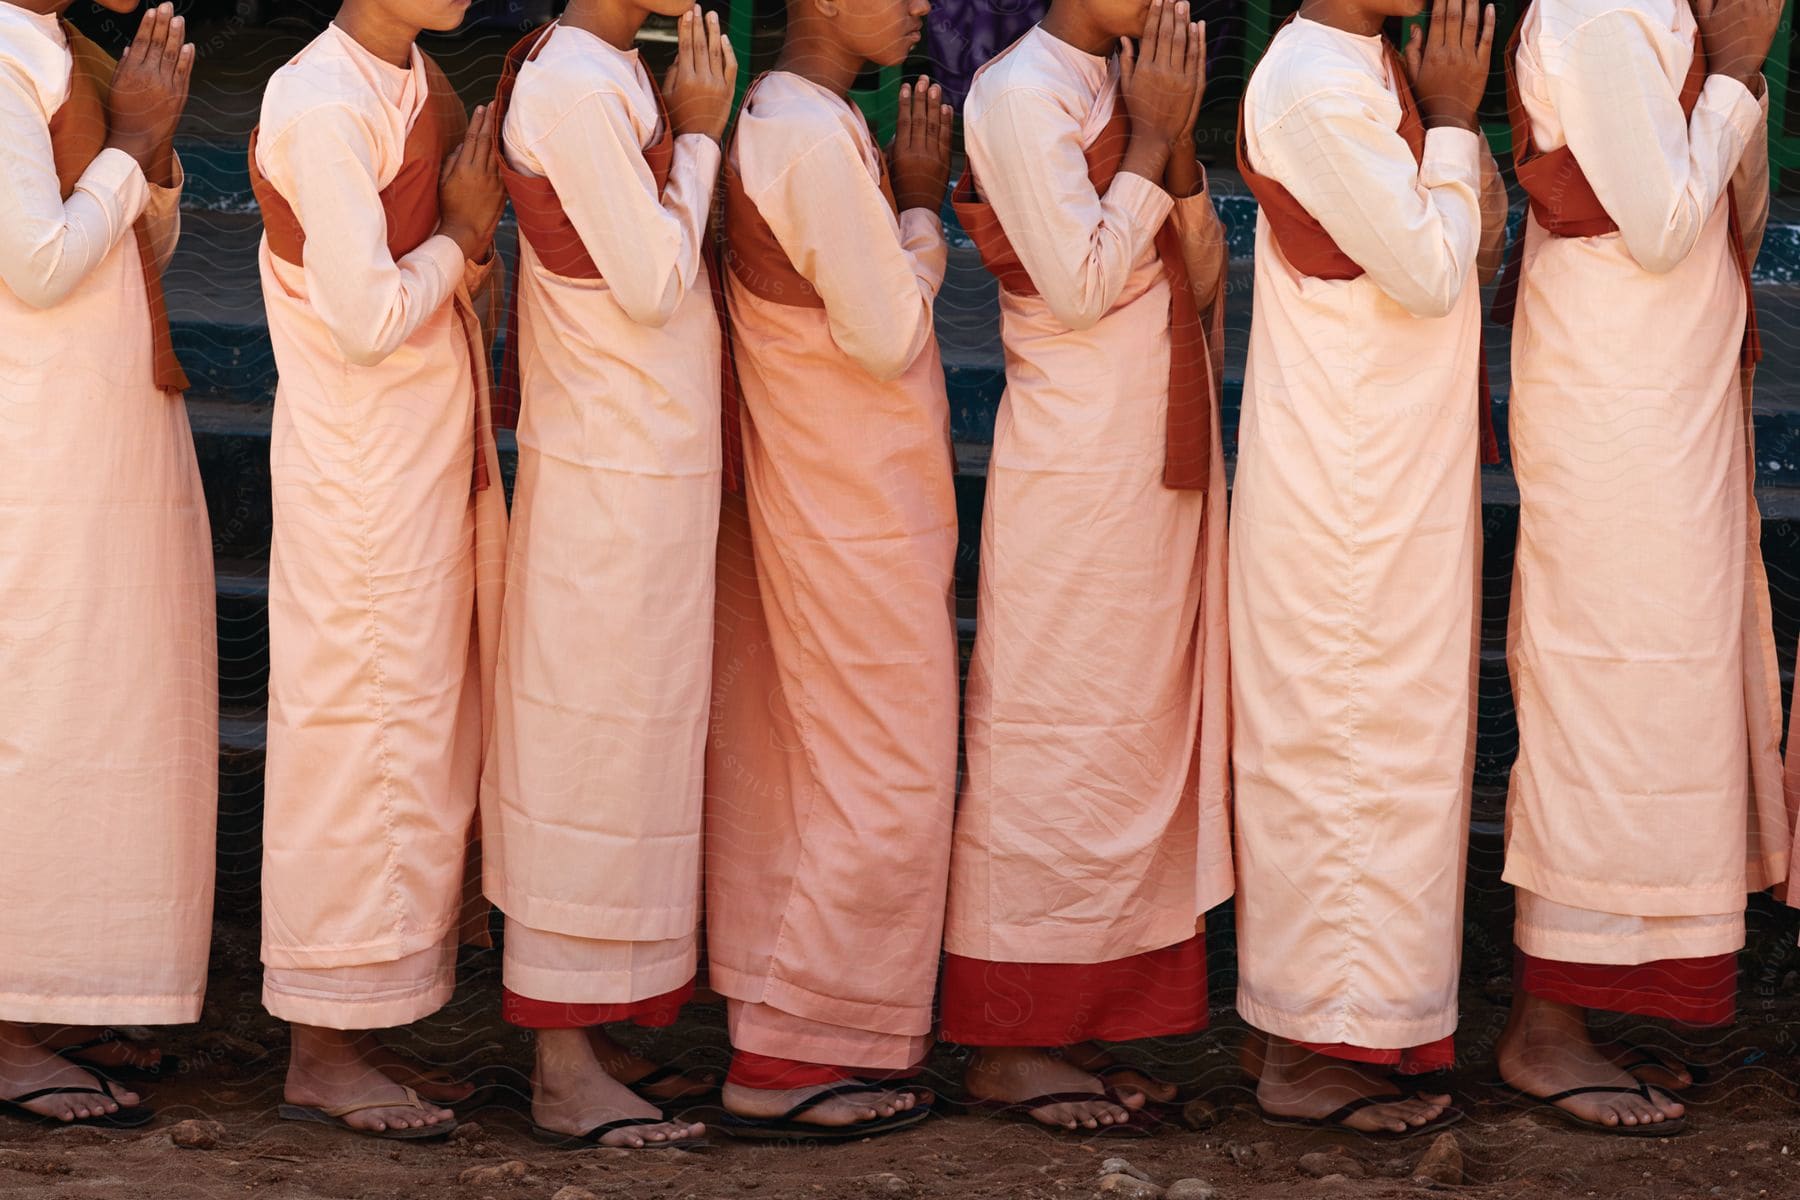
xmin=0 ymin=1 xmax=211 ymax=1128
xmin=705 ymin=0 xmax=958 ymax=1140
xmin=944 ymin=0 xmax=1230 ymax=1134
xmin=1231 ymin=0 xmax=1506 ymax=1136
xmin=482 ymin=0 xmax=735 ymax=1150
xmin=1497 ymin=0 xmax=1787 ymax=1134
xmin=253 ymin=0 xmax=507 ymax=1140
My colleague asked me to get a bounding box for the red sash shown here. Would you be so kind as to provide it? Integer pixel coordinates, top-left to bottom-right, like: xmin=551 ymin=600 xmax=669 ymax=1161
xmin=51 ymin=23 xmax=187 ymax=394
xmin=951 ymin=50 xmax=1212 ymax=492
xmin=1238 ymin=20 xmax=1500 ymax=465
xmin=249 ymin=49 xmax=495 ymax=492
xmin=1498 ymin=0 xmax=1759 ymax=367
xmin=490 ymin=24 xmax=743 ymax=492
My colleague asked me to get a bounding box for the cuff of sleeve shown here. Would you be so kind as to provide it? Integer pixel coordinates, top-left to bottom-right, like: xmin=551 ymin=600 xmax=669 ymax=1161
xmin=1421 ymin=125 xmax=1482 ymax=183
xmin=77 ymin=146 xmax=150 ymax=225
xmin=1704 ymin=73 xmax=1767 ymax=142
xmin=1106 ymin=168 xmax=1176 ymax=230
xmin=418 ymin=232 xmax=471 ymax=288
xmin=676 ymin=131 xmax=723 ymax=176
xmin=146 ymin=153 xmax=185 ymax=202
xmin=1168 ymin=162 xmax=1208 ymax=201
xmin=899 ymin=205 xmax=944 ymax=241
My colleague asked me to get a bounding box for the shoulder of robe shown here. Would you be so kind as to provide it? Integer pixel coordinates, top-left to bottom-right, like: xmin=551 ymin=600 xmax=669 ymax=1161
xmin=963 ymin=39 xmax=1087 ymax=131
xmin=1246 ymin=34 xmax=1394 ymax=135
xmin=259 ymin=48 xmax=381 ymax=148
xmin=738 ymin=74 xmax=862 ymax=167
xmin=514 ymin=38 xmax=635 ymax=121
xmin=1534 ymin=0 xmax=1680 ymax=44
xmin=0 ymin=13 xmax=70 ymax=120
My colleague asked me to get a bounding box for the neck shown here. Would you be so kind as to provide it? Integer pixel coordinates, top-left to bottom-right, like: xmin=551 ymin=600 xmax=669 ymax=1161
xmin=335 ymin=0 xmax=421 ymax=68
xmin=5 ymin=2 xmax=72 ymax=15
xmin=560 ymin=0 xmax=646 ymax=52
xmin=1298 ymin=0 xmax=1386 ymax=38
xmin=774 ymin=18 xmax=866 ymax=97
xmin=1040 ymin=0 xmax=1116 ymax=57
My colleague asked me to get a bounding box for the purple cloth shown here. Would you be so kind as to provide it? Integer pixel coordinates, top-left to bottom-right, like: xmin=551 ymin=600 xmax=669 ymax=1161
xmin=926 ymin=0 xmax=1241 ymax=108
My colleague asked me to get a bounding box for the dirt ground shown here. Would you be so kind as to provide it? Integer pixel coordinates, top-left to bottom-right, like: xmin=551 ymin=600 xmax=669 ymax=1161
xmin=8 ymin=909 xmax=1800 ymax=1200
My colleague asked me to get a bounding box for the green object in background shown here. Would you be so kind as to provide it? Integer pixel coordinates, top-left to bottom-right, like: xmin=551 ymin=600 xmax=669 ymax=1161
xmin=727 ymin=0 xmax=902 ymax=142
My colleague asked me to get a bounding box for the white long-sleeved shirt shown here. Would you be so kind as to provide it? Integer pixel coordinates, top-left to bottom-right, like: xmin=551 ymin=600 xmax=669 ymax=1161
xmin=730 ymin=71 xmax=944 ymax=383
xmin=1522 ymin=0 xmax=1764 ymax=274
xmin=255 ymin=21 xmax=465 ymax=367
xmin=1244 ymin=16 xmax=1484 ymax=319
xmin=503 ymin=22 xmax=719 ymax=330
xmin=0 ymin=5 xmax=164 ymax=312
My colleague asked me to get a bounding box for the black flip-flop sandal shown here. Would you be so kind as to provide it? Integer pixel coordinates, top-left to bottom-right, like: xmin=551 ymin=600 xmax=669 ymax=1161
xmin=278 ymin=1085 xmax=458 ymax=1141
xmin=1498 ymin=1080 xmax=1689 ymax=1137
xmin=1613 ymin=1043 xmax=1707 ymax=1088
xmin=59 ymin=1035 xmax=180 ymax=1084
xmin=960 ymin=1088 xmax=1160 ymax=1138
xmin=716 ymin=1081 xmax=934 ymax=1142
xmin=1261 ymin=1094 xmax=1465 ymax=1139
xmin=625 ymin=1064 xmax=724 ymax=1106
xmin=531 ymin=1115 xmax=709 ymax=1150
xmin=0 ymin=1079 xmax=154 ymax=1129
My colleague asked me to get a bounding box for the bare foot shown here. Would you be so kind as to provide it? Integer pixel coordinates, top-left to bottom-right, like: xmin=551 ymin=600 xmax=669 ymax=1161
xmin=283 ymin=1026 xmax=455 ymax=1135
xmin=1256 ymin=1037 xmax=1450 ymax=1134
xmin=534 ymin=1030 xmax=703 ymax=1148
xmin=585 ymin=1028 xmax=720 ymax=1104
xmin=351 ymin=1034 xmax=476 ymax=1105
xmin=965 ymin=1046 xmax=1144 ymax=1131
xmin=1059 ymin=1041 xmax=1179 ymax=1103
xmin=722 ymin=1077 xmax=917 ymax=1130
xmin=0 ymin=1022 xmax=141 ymax=1122
xmin=29 ymin=1025 xmax=166 ymax=1073
xmin=1496 ymin=993 xmax=1685 ymax=1129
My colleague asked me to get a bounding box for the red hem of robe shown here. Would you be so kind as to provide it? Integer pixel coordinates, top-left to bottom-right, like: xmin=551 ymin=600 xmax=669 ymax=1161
xmin=1296 ymin=1036 xmax=1456 ymax=1074
xmin=1517 ymin=952 xmax=1737 ymax=1026
xmin=501 ymin=979 xmax=696 ymax=1029
xmin=938 ymin=936 xmax=1208 ymax=1046
xmin=726 ymin=1051 xmax=860 ymax=1090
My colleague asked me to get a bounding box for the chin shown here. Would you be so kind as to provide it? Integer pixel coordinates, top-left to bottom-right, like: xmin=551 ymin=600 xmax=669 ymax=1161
xmin=95 ymin=0 xmax=142 ymax=14
xmin=421 ymin=0 xmax=472 ymax=33
xmin=647 ymin=0 xmax=697 ymax=17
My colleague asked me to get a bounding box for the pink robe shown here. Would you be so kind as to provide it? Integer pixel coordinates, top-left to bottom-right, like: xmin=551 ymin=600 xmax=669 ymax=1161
xmin=1508 ymin=0 xmax=1785 ymax=967
xmin=1231 ymin=16 xmax=1503 ymax=1053
xmin=255 ymin=23 xmax=507 ymax=1029
xmin=706 ymin=71 xmax=959 ymax=1071
xmin=0 ymin=4 xmax=215 ymax=1025
xmin=483 ymin=21 xmax=721 ymax=1007
xmin=945 ymin=27 xmax=1232 ymax=973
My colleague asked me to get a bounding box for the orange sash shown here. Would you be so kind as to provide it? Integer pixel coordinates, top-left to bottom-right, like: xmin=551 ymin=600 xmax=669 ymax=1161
xmin=489 ymin=24 xmax=742 ymax=492
xmin=248 ymin=50 xmax=496 ymax=492
xmin=50 ymin=22 xmax=187 ymax=394
xmin=1498 ymin=0 xmax=1759 ymax=366
xmin=1238 ymin=20 xmax=1500 ymax=465
xmin=950 ymin=46 xmax=1213 ymax=492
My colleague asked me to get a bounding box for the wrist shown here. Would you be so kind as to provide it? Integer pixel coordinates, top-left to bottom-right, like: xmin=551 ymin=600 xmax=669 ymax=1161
xmin=441 ymin=222 xmax=482 ymax=259
xmin=1123 ymin=135 xmax=1173 ymax=179
xmin=1420 ymin=106 xmax=1478 ymax=131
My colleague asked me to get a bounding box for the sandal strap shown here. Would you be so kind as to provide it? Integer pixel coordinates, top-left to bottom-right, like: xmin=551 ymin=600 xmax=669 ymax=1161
xmin=320 ymin=1085 xmax=428 ymax=1119
xmin=581 ymin=1116 xmax=673 ymax=1140
xmin=778 ymin=1082 xmax=894 ymax=1122
xmin=7 ymin=1085 xmax=113 ymax=1105
xmin=1318 ymin=1094 xmax=1409 ymax=1125
xmin=1534 ymin=1082 xmax=1654 ymax=1105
